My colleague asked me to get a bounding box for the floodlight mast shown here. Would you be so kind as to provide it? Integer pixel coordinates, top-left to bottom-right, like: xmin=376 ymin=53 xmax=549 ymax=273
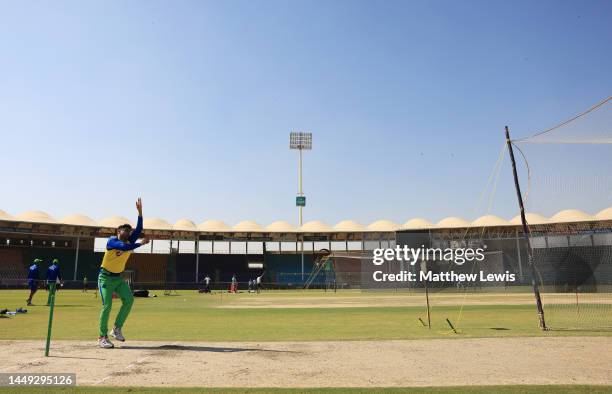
xmin=299 ymin=148 xmax=303 ymax=224
xmin=290 ymin=132 xmax=312 ymax=280
xmin=289 ymin=132 xmax=312 ymax=226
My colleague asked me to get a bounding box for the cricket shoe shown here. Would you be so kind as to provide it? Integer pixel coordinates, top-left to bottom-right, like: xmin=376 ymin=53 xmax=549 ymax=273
xmin=110 ymin=326 xmax=125 ymax=342
xmin=98 ymin=336 xmax=114 ymax=349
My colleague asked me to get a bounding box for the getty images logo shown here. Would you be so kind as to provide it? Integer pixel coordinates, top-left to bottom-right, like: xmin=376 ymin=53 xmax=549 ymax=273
xmin=372 ymin=245 xmax=487 ymax=266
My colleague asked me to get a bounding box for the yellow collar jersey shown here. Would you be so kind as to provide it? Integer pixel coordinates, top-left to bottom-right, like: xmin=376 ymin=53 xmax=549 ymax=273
xmin=100 ymin=248 xmax=133 ymax=274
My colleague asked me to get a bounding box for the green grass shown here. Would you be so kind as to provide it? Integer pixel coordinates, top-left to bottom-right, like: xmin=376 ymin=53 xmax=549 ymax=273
xmin=1 ymin=386 xmax=612 ymax=393
xmin=1 ymin=290 xmax=610 ymax=341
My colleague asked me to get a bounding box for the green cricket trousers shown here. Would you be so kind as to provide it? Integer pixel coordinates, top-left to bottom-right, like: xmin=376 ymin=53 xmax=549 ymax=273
xmin=98 ymin=268 xmax=133 ymax=337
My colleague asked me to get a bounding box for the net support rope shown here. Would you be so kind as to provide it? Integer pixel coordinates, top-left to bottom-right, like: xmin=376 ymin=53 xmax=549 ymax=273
xmin=514 ymin=96 xmax=611 ymax=144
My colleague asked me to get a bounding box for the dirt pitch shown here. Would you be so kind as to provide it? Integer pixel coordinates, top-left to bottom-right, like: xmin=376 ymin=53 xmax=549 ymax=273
xmin=1 ymin=337 xmax=611 ymax=387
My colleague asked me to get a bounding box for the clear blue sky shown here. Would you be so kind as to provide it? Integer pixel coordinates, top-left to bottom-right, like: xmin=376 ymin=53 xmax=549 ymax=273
xmin=1 ymin=0 xmax=610 ymax=226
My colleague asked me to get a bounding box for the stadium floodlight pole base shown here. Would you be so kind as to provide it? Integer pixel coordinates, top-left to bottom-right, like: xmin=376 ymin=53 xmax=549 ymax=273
xmin=45 ymin=283 xmax=57 ymax=357
xmin=505 ymin=126 xmax=547 ymax=331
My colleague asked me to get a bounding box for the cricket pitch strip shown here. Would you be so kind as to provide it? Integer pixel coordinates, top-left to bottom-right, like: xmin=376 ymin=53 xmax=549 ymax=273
xmin=1 ymin=337 xmax=611 ymax=387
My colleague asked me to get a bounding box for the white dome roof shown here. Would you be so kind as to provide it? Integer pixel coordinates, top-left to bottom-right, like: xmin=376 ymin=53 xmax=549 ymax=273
xmin=61 ymin=214 xmax=98 ymax=227
xmin=99 ymin=216 xmax=134 ymax=228
xmin=471 ymin=215 xmax=510 ymax=227
xmin=402 ymin=218 xmax=435 ymax=230
xmin=0 ymin=209 xmax=16 ymax=221
xmin=266 ymin=221 xmax=297 ymax=232
xmin=509 ymin=213 xmax=549 ymax=225
xmin=436 ymin=217 xmax=470 ymax=228
xmin=595 ymin=207 xmax=612 ymax=221
xmin=334 ymin=220 xmax=366 ymax=232
xmin=549 ymin=209 xmax=595 ymax=223
xmin=233 ymin=220 xmax=264 ymax=232
xmin=367 ymin=220 xmax=399 ymax=232
xmin=198 ymin=220 xmax=231 ymax=232
xmin=173 ymin=219 xmax=197 ymax=231
xmin=17 ymin=210 xmax=58 ymax=224
xmin=300 ymin=220 xmax=333 ymax=232
xmin=144 ymin=218 xmax=173 ymax=230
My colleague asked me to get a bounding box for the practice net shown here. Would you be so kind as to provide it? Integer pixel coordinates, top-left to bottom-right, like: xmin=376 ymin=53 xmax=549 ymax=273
xmin=509 ymin=97 xmax=612 ymax=330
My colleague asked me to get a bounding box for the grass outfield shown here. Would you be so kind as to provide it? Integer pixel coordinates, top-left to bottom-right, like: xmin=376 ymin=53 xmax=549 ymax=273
xmin=1 ymin=289 xmax=610 ymax=341
xmin=1 ymin=386 xmax=612 ymax=393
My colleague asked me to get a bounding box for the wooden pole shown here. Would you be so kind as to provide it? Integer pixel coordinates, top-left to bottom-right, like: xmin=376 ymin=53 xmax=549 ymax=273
xmin=421 ymin=260 xmax=431 ymax=329
xmin=505 ymin=126 xmax=547 ymax=330
xmin=425 ymin=280 xmax=431 ymax=329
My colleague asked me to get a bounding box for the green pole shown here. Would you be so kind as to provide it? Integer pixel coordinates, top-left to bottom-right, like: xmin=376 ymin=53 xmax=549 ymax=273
xmin=44 ymin=282 xmax=57 ymax=357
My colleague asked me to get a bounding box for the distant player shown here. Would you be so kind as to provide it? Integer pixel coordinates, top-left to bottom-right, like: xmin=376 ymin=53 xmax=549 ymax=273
xmin=83 ymin=275 xmax=88 ymax=293
xmin=97 ymin=198 xmax=150 ymax=349
xmin=256 ymin=272 xmax=265 ymax=294
xmin=203 ymin=274 xmax=211 ymax=293
xmin=230 ymin=274 xmax=237 ymax=293
xmin=26 ymin=258 xmax=42 ymax=306
xmin=46 ymin=259 xmax=62 ymax=306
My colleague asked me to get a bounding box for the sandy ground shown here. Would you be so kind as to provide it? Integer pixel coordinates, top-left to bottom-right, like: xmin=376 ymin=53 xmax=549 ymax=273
xmin=218 ymin=293 xmax=612 ymax=308
xmin=1 ymin=337 xmax=611 ymax=387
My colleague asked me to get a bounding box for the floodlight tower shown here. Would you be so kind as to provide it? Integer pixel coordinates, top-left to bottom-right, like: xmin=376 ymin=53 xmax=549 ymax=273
xmin=290 ymin=132 xmax=312 ymax=280
xmin=289 ymin=132 xmax=312 ymax=226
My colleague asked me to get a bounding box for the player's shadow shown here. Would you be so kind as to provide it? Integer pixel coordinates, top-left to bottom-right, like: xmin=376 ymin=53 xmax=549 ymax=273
xmin=119 ymin=344 xmax=296 ymax=353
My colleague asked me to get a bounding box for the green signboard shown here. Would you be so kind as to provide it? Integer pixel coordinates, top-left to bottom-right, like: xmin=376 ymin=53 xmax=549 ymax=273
xmin=296 ymin=196 xmax=306 ymax=207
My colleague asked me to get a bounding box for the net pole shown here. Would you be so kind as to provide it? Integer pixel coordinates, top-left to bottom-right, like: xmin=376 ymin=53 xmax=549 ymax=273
xmin=44 ymin=282 xmax=57 ymax=356
xmin=575 ymin=284 xmax=580 ymax=317
xmin=505 ymin=126 xmax=547 ymax=330
xmin=421 ymin=260 xmax=431 ymax=329
xmin=425 ymin=280 xmax=431 ymax=329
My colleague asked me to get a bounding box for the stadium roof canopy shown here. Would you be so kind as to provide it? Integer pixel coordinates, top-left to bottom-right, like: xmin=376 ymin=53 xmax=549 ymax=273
xmin=367 ymin=220 xmax=399 ymax=232
xmin=470 ymin=215 xmax=511 ymax=227
xmin=300 ymin=220 xmax=333 ymax=232
xmin=266 ymin=221 xmax=297 ymax=232
xmin=0 ymin=207 xmax=610 ymax=238
xmin=0 ymin=210 xmax=15 ymax=221
xmin=401 ymin=218 xmax=435 ymax=230
xmin=98 ymin=216 xmax=134 ymax=228
xmin=334 ymin=220 xmax=367 ymax=232
xmin=233 ymin=220 xmax=264 ymax=232
xmin=173 ymin=219 xmax=197 ymax=231
xmin=549 ymin=209 xmax=595 ymax=223
xmin=17 ymin=210 xmax=58 ymax=224
xmin=61 ymin=214 xmax=98 ymax=227
xmin=197 ymin=220 xmax=231 ymax=232
xmin=509 ymin=213 xmax=550 ymax=225
xmin=596 ymin=207 xmax=612 ymax=221
xmin=143 ymin=218 xmax=173 ymax=231
xmin=436 ymin=217 xmax=470 ymax=228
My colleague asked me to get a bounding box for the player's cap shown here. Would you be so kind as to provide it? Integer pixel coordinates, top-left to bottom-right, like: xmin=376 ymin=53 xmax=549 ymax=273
xmin=33 ymin=258 xmax=43 ymax=264
xmin=52 ymin=258 xmax=59 ymax=264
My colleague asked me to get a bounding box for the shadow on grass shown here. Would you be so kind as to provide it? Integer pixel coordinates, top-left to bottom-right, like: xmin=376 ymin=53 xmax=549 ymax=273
xmin=119 ymin=344 xmax=297 ymax=353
